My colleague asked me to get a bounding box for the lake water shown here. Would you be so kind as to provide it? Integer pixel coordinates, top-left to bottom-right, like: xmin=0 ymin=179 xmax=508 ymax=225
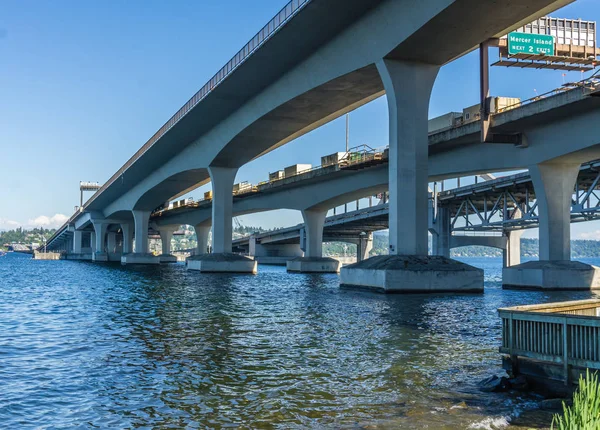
xmin=1 ymin=253 xmax=598 ymax=429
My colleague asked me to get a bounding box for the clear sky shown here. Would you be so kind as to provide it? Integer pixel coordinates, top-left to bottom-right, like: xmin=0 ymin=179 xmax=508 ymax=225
xmin=1 ymin=0 xmax=600 ymax=239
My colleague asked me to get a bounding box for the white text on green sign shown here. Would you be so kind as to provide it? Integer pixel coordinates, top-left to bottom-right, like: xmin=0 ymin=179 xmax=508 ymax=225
xmin=508 ymin=32 xmax=555 ymax=55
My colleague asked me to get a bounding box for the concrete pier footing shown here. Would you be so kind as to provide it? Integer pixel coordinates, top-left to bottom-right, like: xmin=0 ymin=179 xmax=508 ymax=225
xmin=66 ymin=253 xmax=92 ymax=261
xmin=92 ymin=252 xmax=109 ymax=262
xmin=187 ymin=253 xmax=257 ymax=273
xmin=120 ymin=253 xmax=160 ymax=265
xmin=340 ymin=255 xmax=484 ymax=293
xmin=503 ymin=260 xmax=600 ymax=290
xmin=286 ymin=257 xmax=341 ymax=273
xmin=158 ymin=254 xmax=178 ymax=263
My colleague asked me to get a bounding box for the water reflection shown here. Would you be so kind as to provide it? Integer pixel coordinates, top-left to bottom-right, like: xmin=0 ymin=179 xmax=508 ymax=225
xmin=1 ymin=254 xmax=598 ymax=428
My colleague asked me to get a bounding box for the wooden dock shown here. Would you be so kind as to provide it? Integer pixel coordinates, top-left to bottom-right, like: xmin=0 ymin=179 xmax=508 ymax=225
xmin=33 ymin=251 xmax=63 ymax=260
xmin=499 ymin=299 xmax=600 ymax=393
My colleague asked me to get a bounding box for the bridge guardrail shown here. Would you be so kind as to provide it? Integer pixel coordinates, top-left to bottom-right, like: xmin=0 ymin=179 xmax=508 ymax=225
xmin=496 ymin=75 xmax=600 ymax=113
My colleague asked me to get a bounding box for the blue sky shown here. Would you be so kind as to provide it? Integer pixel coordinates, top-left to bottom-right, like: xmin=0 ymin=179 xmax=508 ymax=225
xmin=1 ymin=0 xmax=600 ymax=238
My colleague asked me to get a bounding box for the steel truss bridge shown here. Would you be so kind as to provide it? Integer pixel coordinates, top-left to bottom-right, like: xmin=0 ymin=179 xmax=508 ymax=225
xmin=438 ymin=159 xmax=600 ymax=233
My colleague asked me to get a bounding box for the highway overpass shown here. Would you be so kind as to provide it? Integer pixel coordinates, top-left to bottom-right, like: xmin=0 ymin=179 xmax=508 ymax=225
xmin=42 ymin=0 xmax=600 ymax=291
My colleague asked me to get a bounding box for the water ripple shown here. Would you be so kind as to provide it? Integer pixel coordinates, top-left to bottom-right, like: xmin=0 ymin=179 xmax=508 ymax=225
xmin=0 ymin=253 xmax=596 ymax=428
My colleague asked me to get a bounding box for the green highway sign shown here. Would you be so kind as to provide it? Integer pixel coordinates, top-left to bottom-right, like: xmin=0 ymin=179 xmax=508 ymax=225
xmin=508 ymin=32 xmax=555 ymax=55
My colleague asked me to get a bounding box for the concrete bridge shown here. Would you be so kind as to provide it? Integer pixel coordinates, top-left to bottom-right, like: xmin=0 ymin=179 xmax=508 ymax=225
xmin=43 ymin=0 xmax=600 ymax=292
xmin=216 ymin=157 xmax=600 ymax=279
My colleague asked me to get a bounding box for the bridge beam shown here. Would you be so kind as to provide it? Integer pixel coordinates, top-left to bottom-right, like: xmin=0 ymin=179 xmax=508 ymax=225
xmin=188 ymin=167 xmax=256 ymax=273
xmin=341 ymin=59 xmax=483 ymax=293
xmin=121 ymin=210 xmax=159 ymax=265
xmin=504 ymin=162 xmax=600 ymax=289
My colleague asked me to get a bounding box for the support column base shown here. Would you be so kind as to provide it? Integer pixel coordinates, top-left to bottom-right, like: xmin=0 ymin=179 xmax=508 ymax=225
xmin=108 ymin=252 xmax=122 ymax=262
xmin=340 ymin=255 xmax=483 ymax=293
xmin=287 ymin=257 xmax=341 ymax=273
xmin=120 ymin=253 xmax=160 ymax=265
xmin=503 ymin=261 xmax=600 ymax=290
xmin=187 ymin=253 xmax=257 ymax=273
xmin=159 ymin=254 xmax=178 ymax=263
xmin=92 ymin=252 xmax=109 ymax=262
xmin=66 ymin=253 xmax=93 ymax=261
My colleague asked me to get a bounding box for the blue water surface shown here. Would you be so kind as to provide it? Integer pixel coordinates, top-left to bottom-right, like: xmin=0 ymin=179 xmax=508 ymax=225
xmin=0 ymin=253 xmax=597 ymax=429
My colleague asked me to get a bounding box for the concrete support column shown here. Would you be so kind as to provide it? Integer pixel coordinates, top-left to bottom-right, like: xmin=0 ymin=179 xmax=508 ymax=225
xmin=194 ymin=223 xmax=211 ymax=255
xmin=503 ymin=230 xmax=523 ymax=268
xmin=91 ymin=221 xmax=109 ymax=262
xmin=107 ymin=232 xmax=117 ymax=254
xmin=340 ymin=59 xmax=483 ymax=293
xmin=92 ymin=222 xmax=108 ymax=253
xmin=208 ymin=166 xmax=237 ymax=254
xmin=120 ymin=212 xmax=159 ymax=264
xmin=431 ymin=206 xmax=451 ymax=258
xmin=121 ymin=223 xmax=133 ymax=254
xmin=158 ymin=227 xmax=177 ymax=255
xmin=357 ymin=233 xmax=373 ymax=262
xmin=529 ymin=162 xmax=580 ymax=261
xmin=73 ymin=230 xmax=83 ymax=254
xmin=376 ymin=59 xmax=439 ymax=255
xmin=132 ymin=210 xmax=151 ymax=254
xmin=302 ymin=209 xmax=327 ymax=258
xmin=155 ymin=225 xmax=178 ymax=263
xmin=187 ymin=167 xmax=256 ymax=273
xmin=287 ymin=209 xmax=339 ymax=273
xmin=503 ymin=162 xmax=600 ymax=289
xmin=90 ymin=231 xmax=96 ymax=252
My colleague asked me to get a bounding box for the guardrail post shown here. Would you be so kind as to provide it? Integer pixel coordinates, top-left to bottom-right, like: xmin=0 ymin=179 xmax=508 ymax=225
xmin=563 ymin=317 xmax=569 ymax=386
xmin=509 ymin=312 xmax=518 ymax=376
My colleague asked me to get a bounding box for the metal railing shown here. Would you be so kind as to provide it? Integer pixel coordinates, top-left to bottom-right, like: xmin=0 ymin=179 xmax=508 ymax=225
xmin=155 ymin=145 xmax=389 ymax=215
xmin=499 ymin=300 xmax=600 ymax=385
xmin=496 ymin=74 xmax=600 ymax=113
xmin=83 ymin=0 xmax=311 ymax=211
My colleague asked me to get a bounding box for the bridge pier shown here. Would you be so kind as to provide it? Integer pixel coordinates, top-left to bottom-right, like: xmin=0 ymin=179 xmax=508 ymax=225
xmin=250 ymin=236 xmax=303 ymax=265
xmin=188 ymin=167 xmax=257 ymax=273
xmin=357 ymin=233 xmax=373 ymax=262
xmin=66 ymin=229 xmax=92 ymax=260
xmin=503 ymin=230 xmax=523 ymax=268
xmin=121 ymin=210 xmax=159 ymax=265
xmin=156 ymin=225 xmax=178 ymax=263
xmin=287 ymin=209 xmax=340 ymax=273
xmin=194 ymin=223 xmax=211 ymax=255
xmin=106 ymin=231 xmax=121 ymax=262
xmin=341 ymin=59 xmax=483 ymax=293
xmin=91 ymin=220 xmax=109 ymax=262
xmin=430 ymin=206 xmax=451 ymax=258
xmin=504 ymin=162 xmax=600 ymax=289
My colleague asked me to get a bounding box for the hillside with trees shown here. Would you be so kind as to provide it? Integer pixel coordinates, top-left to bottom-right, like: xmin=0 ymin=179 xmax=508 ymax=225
xmin=0 ymin=227 xmax=56 ymax=250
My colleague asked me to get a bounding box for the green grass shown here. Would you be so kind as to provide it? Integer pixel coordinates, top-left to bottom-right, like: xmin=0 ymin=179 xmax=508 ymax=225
xmin=552 ymin=370 xmax=600 ymax=430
